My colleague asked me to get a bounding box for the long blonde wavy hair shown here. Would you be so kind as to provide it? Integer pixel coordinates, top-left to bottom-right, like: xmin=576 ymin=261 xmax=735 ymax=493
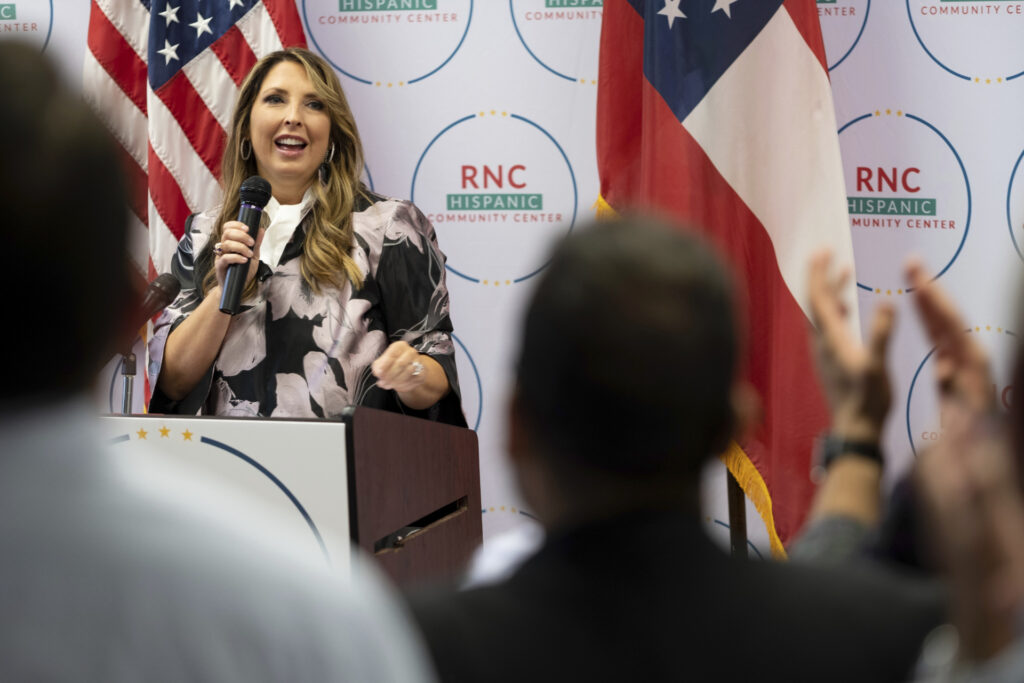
xmin=201 ymin=47 xmax=368 ymax=298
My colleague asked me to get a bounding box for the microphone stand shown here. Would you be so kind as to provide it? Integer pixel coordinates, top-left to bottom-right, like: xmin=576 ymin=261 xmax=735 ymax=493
xmin=118 ymin=272 xmax=182 ymax=415
xmin=120 ymin=350 xmax=136 ymax=415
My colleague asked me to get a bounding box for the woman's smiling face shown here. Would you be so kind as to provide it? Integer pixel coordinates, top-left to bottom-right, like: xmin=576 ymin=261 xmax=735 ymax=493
xmin=248 ymin=60 xmax=331 ymax=203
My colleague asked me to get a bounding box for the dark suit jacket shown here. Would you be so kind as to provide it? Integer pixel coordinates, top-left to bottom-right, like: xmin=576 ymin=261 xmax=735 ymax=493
xmin=407 ymin=509 xmax=944 ymax=683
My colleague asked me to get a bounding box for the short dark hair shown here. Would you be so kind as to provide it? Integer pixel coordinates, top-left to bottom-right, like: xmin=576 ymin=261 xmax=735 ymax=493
xmin=515 ymin=217 xmax=738 ymax=484
xmin=0 ymin=41 xmax=131 ymax=400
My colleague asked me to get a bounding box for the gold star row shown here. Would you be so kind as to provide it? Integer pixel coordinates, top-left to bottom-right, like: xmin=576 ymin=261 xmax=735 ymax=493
xmin=135 ymin=427 xmax=193 ymax=441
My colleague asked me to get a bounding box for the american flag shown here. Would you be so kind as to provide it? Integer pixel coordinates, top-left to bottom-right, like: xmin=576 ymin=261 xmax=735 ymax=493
xmin=84 ymin=0 xmax=306 ymax=284
xmin=596 ymin=0 xmax=856 ymax=555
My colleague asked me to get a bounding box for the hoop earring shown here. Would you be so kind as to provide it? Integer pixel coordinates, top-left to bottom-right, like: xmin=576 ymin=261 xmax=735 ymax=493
xmin=325 ymin=141 xmax=335 ymax=164
xmin=240 ymin=139 xmax=252 ymax=161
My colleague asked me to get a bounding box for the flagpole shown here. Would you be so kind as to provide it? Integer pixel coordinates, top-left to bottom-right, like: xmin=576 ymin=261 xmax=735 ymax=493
xmin=727 ymin=470 xmax=747 ymax=558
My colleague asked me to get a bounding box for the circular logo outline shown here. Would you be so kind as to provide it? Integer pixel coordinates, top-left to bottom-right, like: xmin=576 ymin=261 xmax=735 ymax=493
xmin=838 ymin=111 xmax=971 ymax=293
xmin=301 ymin=0 xmax=473 ymax=86
xmin=1 ymin=1 xmax=53 ymax=52
xmin=905 ymin=0 xmax=1024 ymax=82
xmin=1007 ymin=147 xmax=1024 ymax=261
xmin=410 ymin=112 xmax=578 ymax=284
xmin=824 ymin=0 xmax=870 ymax=72
xmin=905 ymin=328 xmax=1018 ymax=456
xmin=452 ymin=333 xmax=483 ymax=431
xmin=42 ymin=0 xmax=52 ymax=52
xmin=905 ymin=343 xmax=938 ymax=457
xmin=509 ymin=0 xmax=595 ymax=83
xmin=363 ymin=161 xmax=375 ymax=192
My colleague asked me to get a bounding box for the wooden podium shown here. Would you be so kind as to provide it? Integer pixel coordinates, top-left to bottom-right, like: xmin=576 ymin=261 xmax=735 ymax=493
xmin=101 ymin=407 xmax=481 ymax=587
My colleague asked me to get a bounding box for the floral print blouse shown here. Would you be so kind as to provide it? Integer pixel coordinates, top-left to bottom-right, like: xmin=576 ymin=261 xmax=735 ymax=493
xmin=148 ymin=192 xmax=465 ymax=427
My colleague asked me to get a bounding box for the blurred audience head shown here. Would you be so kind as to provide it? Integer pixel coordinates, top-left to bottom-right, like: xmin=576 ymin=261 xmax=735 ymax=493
xmin=511 ymin=216 xmax=739 ymax=523
xmin=1013 ymin=305 xmax=1024 ymax=486
xmin=0 ymin=42 xmax=131 ymax=403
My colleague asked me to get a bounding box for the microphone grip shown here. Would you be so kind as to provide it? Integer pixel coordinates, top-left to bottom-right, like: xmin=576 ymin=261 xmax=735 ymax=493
xmin=219 ymin=203 xmax=264 ymax=315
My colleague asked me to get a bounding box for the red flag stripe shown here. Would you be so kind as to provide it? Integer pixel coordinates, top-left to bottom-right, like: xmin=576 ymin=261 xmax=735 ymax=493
xmin=87 ymin=2 xmax=148 ymax=115
xmin=596 ymin=0 xmax=645 ymax=207
xmin=211 ymin=25 xmax=260 ymax=87
xmin=783 ymin=0 xmax=829 ymax=73
xmin=147 ymin=91 xmax=222 ymax=211
xmin=263 ymin=0 xmax=307 ymax=48
xmin=93 ymin=0 xmax=150 ymax=59
xmin=637 ymin=78 xmax=828 ymax=540
xmin=155 ymin=73 xmax=227 ymax=181
xmin=183 ymin=49 xmax=243 ymax=130
xmin=148 ymin=144 xmax=193 ymax=243
xmin=82 ymin=50 xmax=149 ymax=171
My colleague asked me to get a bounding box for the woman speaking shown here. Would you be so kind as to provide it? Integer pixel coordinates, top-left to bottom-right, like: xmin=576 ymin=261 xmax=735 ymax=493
xmin=149 ymin=48 xmax=464 ymax=426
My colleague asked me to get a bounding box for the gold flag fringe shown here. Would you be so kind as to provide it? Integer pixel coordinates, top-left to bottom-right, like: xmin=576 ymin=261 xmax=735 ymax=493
xmin=720 ymin=442 xmax=787 ymax=559
xmin=594 ymin=194 xmax=619 ymax=219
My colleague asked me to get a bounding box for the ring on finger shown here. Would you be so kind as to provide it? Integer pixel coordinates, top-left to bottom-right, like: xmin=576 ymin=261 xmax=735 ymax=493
xmin=410 ymin=360 xmax=424 ymax=377
xmin=213 ymin=242 xmax=224 ymax=257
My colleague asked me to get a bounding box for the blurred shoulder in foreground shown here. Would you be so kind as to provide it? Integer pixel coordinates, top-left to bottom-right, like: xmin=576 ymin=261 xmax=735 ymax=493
xmin=0 ymin=40 xmax=433 ymax=682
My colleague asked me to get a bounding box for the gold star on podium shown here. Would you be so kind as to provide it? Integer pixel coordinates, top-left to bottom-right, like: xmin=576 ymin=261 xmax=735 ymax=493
xmin=182 ymin=429 xmax=193 ymax=441
xmin=136 ymin=428 xmax=148 ymax=440
xmin=159 ymin=426 xmax=170 ymax=438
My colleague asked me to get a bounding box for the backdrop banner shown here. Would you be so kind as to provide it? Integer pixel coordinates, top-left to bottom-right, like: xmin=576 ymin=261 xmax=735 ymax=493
xmin=5 ymin=0 xmax=1022 ymax=555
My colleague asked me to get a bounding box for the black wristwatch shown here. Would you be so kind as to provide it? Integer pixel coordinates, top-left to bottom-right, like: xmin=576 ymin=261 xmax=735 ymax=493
xmin=812 ymin=434 xmax=884 ymax=482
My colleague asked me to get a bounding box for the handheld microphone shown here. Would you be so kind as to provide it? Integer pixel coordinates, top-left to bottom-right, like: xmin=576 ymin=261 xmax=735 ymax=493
xmin=219 ymin=176 xmax=272 ymax=315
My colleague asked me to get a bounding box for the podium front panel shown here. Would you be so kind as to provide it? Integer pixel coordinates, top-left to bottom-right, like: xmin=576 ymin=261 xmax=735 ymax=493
xmin=101 ymin=415 xmax=350 ymax=576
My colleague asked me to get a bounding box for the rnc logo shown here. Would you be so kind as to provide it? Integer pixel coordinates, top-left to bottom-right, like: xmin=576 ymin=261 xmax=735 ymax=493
xmin=412 ymin=111 xmax=578 ymax=285
xmin=849 ymin=167 xmax=937 ymax=217
xmin=448 ymin=165 xmax=542 ymax=211
xmin=838 ymin=110 xmax=970 ymax=292
xmin=0 ymin=5 xmax=16 ymax=20
xmin=338 ymin=0 xmax=438 ymax=10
